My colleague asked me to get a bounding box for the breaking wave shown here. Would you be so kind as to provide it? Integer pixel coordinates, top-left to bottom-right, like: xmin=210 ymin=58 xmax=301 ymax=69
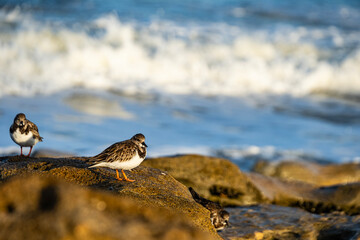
xmin=1 ymin=9 xmax=360 ymax=99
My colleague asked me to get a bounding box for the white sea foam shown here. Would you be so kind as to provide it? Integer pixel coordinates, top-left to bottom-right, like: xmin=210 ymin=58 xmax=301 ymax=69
xmin=0 ymin=10 xmax=360 ymax=99
xmin=214 ymin=145 xmax=360 ymax=168
xmin=214 ymin=145 xmax=323 ymax=162
xmin=149 ymin=145 xmax=211 ymax=158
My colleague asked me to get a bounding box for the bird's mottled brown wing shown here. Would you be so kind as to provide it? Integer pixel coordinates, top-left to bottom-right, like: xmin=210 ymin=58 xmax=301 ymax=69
xmin=92 ymin=140 xmax=137 ymax=163
xmin=27 ymin=120 xmax=39 ymax=132
xmin=27 ymin=120 xmax=43 ymax=141
xmin=9 ymin=124 xmax=16 ymax=134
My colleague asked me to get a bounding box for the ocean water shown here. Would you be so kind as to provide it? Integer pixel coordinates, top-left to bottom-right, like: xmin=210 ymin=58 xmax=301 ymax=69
xmin=0 ymin=0 xmax=360 ymax=168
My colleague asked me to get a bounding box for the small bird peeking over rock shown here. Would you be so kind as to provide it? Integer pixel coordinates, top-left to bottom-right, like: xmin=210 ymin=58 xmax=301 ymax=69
xmin=189 ymin=187 xmax=230 ymax=231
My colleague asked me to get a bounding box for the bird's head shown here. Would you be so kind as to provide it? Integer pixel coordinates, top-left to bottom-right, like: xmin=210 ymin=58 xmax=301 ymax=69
xmin=14 ymin=113 xmax=27 ymax=128
xmin=131 ymin=133 xmax=148 ymax=148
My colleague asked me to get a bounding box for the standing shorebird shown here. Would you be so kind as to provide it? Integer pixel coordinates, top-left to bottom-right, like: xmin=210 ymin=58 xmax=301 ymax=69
xmin=9 ymin=113 xmax=43 ymax=157
xmin=89 ymin=133 xmax=147 ymax=182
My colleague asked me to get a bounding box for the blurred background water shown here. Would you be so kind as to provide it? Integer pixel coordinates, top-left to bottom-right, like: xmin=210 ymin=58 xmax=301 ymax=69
xmin=0 ymin=0 xmax=360 ymax=169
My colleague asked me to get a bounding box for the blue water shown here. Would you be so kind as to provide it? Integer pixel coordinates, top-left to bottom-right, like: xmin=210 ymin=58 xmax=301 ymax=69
xmin=0 ymin=0 xmax=360 ymax=167
xmin=3 ymin=0 xmax=360 ymax=27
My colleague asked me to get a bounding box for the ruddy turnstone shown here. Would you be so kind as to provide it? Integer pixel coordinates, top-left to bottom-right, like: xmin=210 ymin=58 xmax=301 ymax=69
xmin=189 ymin=187 xmax=230 ymax=231
xmin=9 ymin=113 xmax=43 ymax=157
xmin=89 ymin=133 xmax=147 ymax=182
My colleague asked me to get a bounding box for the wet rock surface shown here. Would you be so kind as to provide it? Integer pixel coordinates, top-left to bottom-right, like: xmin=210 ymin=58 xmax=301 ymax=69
xmin=0 ymin=155 xmax=219 ymax=239
xmin=219 ymin=204 xmax=360 ymax=240
xmin=247 ymin=173 xmax=360 ymax=215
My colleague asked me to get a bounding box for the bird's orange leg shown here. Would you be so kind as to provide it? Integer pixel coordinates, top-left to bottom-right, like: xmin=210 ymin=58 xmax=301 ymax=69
xmin=122 ymin=169 xmax=135 ymax=182
xmin=20 ymin=146 xmax=23 ymax=156
xmin=26 ymin=146 xmax=33 ymax=157
xmin=115 ymin=169 xmax=123 ymax=181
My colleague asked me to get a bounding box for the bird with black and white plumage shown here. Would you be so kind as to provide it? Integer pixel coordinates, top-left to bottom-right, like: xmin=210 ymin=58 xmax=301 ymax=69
xmin=9 ymin=113 xmax=43 ymax=157
xmin=189 ymin=187 xmax=230 ymax=231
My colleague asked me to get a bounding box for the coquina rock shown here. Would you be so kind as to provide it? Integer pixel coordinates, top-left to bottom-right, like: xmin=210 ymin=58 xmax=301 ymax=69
xmin=143 ymin=155 xmax=265 ymax=206
xmin=253 ymin=160 xmax=360 ymax=186
xmin=0 ymin=175 xmax=216 ymax=240
xmin=0 ymin=155 xmax=220 ymax=240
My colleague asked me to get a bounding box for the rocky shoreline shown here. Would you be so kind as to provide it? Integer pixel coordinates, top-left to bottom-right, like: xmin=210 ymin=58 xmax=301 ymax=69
xmin=1 ymin=153 xmax=360 ymax=239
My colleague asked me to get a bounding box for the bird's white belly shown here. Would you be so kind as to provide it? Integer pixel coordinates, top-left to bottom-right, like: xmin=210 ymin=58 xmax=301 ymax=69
xmin=10 ymin=129 xmax=38 ymax=147
xmin=91 ymin=152 xmax=145 ymax=170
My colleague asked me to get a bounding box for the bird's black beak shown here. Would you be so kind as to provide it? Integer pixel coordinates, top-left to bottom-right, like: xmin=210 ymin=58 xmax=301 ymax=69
xmin=19 ymin=121 xmax=24 ymax=127
xmin=143 ymin=142 xmax=148 ymax=147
